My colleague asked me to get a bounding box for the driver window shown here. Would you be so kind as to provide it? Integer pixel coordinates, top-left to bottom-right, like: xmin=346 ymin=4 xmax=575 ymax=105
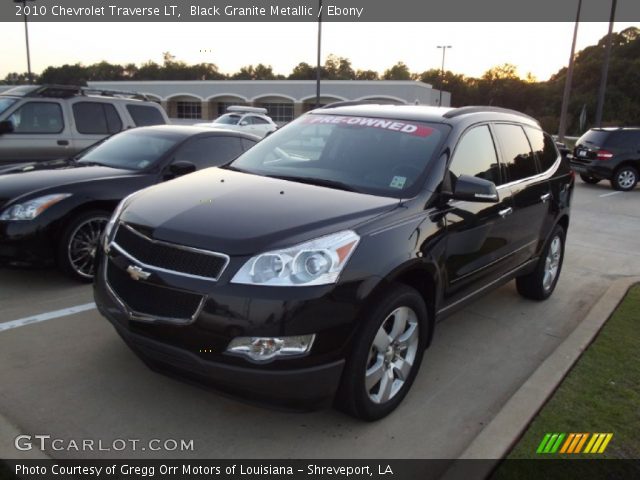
xmin=450 ymin=125 xmax=501 ymax=186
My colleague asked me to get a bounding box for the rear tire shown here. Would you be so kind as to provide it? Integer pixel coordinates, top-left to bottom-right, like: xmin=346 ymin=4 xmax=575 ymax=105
xmin=335 ymin=285 xmax=428 ymax=421
xmin=516 ymin=225 xmax=565 ymax=301
xmin=579 ymin=173 xmax=600 ymax=184
xmin=57 ymin=210 xmax=110 ymax=282
xmin=610 ymin=166 xmax=638 ymax=191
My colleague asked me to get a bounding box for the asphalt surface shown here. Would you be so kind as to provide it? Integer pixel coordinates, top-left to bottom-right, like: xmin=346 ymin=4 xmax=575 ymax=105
xmin=0 ymin=181 xmax=638 ymax=460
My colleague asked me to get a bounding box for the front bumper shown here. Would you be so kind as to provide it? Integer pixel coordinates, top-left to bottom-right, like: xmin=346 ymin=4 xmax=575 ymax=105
xmin=0 ymin=220 xmax=56 ymax=266
xmin=93 ymin=250 xmax=366 ymax=409
xmin=104 ymin=311 xmax=345 ymax=409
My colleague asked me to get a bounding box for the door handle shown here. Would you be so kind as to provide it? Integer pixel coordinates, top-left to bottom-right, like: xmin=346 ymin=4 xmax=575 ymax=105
xmin=540 ymin=193 xmax=552 ymax=203
xmin=57 ymin=140 xmax=69 ymax=146
xmin=499 ymin=207 xmax=513 ymax=218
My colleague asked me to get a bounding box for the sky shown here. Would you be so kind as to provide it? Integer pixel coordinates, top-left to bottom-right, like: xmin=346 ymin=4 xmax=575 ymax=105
xmin=0 ymin=22 xmax=638 ymax=81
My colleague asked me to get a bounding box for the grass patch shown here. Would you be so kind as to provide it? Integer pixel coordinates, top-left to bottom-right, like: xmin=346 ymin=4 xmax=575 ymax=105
xmin=505 ymin=284 xmax=640 ymax=459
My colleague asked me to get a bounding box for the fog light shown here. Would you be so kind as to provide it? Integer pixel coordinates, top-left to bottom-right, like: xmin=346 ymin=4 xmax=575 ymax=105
xmin=226 ymin=335 xmax=315 ymax=362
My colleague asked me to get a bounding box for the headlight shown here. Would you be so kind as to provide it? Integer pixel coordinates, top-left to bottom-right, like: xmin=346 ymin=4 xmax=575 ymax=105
xmin=0 ymin=194 xmax=72 ymax=221
xmin=231 ymin=230 xmax=360 ymax=286
xmin=102 ymin=191 xmax=140 ymax=251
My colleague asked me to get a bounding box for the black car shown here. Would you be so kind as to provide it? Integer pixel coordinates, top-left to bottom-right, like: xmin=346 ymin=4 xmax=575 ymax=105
xmin=94 ymin=105 xmax=574 ymax=420
xmin=0 ymin=125 xmax=258 ymax=280
xmin=570 ymin=127 xmax=640 ymax=191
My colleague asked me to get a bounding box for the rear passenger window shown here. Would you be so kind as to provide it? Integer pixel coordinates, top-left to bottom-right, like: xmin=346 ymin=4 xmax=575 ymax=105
xmin=8 ymin=102 xmax=64 ymax=133
xmin=126 ymin=105 xmax=166 ymax=126
xmin=525 ymin=126 xmax=558 ymax=172
xmin=494 ymin=124 xmax=538 ymax=182
xmin=73 ymin=102 xmax=122 ymax=134
xmin=241 ymin=138 xmax=257 ymax=151
xmin=450 ymin=125 xmax=501 ymax=185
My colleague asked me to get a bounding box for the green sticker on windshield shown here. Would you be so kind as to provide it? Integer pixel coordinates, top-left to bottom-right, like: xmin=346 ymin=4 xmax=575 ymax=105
xmin=390 ymin=176 xmax=406 ymax=189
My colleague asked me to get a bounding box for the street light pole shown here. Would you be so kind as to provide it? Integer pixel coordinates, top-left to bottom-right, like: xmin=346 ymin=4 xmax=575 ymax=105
xmin=15 ymin=0 xmax=34 ymax=84
xmin=315 ymin=0 xmax=323 ymax=108
xmin=437 ymin=45 xmax=451 ymax=106
xmin=595 ymin=0 xmax=617 ymax=127
xmin=558 ymin=0 xmax=582 ymax=142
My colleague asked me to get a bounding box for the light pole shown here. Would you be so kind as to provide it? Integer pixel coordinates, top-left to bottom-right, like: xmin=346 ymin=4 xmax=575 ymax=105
xmin=14 ymin=0 xmax=35 ymax=84
xmin=315 ymin=0 xmax=323 ymax=108
xmin=437 ymin=45 xmax=451 ymax=106
xmin=558 ymin=0 xmax=582 ymax=142
xmin=595 ymin=0 xmax=617 ymax=128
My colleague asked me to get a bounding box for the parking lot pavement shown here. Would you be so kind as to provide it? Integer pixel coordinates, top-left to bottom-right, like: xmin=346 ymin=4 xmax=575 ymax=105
xmin=0 ymin=182 xmax=638 ymax=460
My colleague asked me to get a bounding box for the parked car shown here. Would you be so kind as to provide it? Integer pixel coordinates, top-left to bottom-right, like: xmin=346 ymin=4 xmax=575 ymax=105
xmin=0 ymin=125 xmax=258 ymax=281
xmin=94 ymin=105 xmax=573 ymax=420
xmin=570 ymin=127 xmax=640 ymax=191
xmin=196 ymin=106 xmax=277 ymax=138
xmin=0 ymin=84 xmax=169 ymax=164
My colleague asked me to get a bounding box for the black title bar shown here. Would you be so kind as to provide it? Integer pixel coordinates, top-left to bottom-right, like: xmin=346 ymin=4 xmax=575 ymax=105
xmin=2 ymin=0 xmax=640 ymax=22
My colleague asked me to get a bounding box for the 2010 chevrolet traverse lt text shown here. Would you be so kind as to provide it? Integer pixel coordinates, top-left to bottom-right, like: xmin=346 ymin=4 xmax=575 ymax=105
xmin=94 ymin=104 xmax=574 ymax=420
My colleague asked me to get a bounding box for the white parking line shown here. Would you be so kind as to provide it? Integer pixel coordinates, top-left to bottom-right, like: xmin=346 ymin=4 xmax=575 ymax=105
xmin=0 ymin=303 xmax=96 ymax=333
xmin=599 ymin=191 xmax=622 ymax=198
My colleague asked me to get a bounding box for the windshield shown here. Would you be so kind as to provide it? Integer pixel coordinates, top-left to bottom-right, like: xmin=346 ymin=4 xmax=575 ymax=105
xmin=77 ymin=130 xmax=179 ymax=170
xmin=214 ymin=114 xmax=242 ymax=125
xmin=229 ymin=113 xmax=448 ymax=198
xmin=0 ymin=98 xmax=17 ymax=116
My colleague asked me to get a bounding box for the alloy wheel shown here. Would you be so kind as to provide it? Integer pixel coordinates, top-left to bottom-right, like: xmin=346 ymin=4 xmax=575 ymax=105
xmin=617 ymin=169 xmax=636 ymax=190
xmin=67 ymin=217 xmax=108 ymax=279
xmin=543 ymin=236 xmax=562 ymax=292
xmin=365 ymin=306 xmax=419 ymax=404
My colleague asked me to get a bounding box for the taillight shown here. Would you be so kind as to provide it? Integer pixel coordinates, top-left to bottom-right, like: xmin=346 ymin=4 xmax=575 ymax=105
xmin=596 ymin=150 xmax=614 ymax=160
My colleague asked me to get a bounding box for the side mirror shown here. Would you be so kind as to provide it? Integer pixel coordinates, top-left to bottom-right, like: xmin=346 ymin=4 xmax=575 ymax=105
xmin=451 ymin=174 xmax=499 ymax=202
xmin=0 ymin=120 xmax=14 ymax=135
xmin=239 ymin=120 xmax=249 ymax=126
xmin=168 ymin=161 xmax=196 ymax=177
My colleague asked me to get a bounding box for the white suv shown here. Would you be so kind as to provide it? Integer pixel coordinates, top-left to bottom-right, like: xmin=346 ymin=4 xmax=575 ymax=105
xmin=0 ymin=85 xmax=169 ymax=164
xmin=197 ymin=106 xmax=277 ymax=138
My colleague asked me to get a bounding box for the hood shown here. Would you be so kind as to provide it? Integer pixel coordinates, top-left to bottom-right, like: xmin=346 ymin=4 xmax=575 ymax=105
xmin=0 ymin=164 xmax=140 ymax=207
xmin=120 ymin=168 xmax=400 ymax=256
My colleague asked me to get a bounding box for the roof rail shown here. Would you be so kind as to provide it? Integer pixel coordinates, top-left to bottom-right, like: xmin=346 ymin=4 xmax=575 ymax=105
xmin=443 ymin=106 xmax=538 ymax=123
xmin=3 ymin=84 xmax=151 ymax=101
xmin=319 ymin=100 xmax=384 ymax=109
xmin=226 ymin=106 xmax=268 ymax=114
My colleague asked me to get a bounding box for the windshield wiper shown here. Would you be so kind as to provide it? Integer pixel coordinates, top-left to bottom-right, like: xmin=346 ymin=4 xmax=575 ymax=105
xmin=266 ymin=175 xmax=361 ymax=193
xmin=76 ymin=160 xmax=109 ymax=167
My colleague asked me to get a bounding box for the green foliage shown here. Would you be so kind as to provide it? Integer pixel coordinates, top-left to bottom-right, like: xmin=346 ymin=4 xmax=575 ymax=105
xmin=383 ymin=61 xmax=412 ymax=80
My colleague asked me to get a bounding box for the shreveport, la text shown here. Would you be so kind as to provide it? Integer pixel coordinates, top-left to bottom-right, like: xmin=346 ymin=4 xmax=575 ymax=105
xmin=16 ymin=463 xmax=393 ymax=477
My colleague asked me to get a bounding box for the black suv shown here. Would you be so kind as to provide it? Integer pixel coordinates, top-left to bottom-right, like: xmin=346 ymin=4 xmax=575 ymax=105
xmin=94 ymin=105 xmax=574 ymax=420
xmin=571 ymin=127 xmax=640 ymax=191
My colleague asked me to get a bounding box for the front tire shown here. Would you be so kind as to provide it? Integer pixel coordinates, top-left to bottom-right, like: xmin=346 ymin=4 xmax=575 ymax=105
xmin=610 ymin=165 xmax=638 ymax=191
xmin=516 ymin=225 xmax=565 ymax=301
xmin=57 ymin=210 xmax=110 ymax=282
xmin=579 ymin=173 xmax=601 ymax=184
xmin=336 ymin=285 xmax=428 ymax=421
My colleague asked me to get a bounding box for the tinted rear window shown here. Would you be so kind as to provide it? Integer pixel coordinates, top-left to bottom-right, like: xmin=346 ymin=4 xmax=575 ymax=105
xmin=525 ymin=126 xmax=559 ymax=172
xmin=126 ymin=104 xmax=166 ymax=126
xmin=494 ymin=124 xmax=538 ymax=182
xmin=609 ymin=131 xmax=640 ymax=150
xmin=577 ymin=130 xmax=611 ymax=148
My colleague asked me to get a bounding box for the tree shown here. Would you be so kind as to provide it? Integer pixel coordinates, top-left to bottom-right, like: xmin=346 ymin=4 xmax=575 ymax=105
xmin=355 ymin=69 xmax=379 ymax=80
xmin=383 ymin=62 xmax=412 ymax=80
xmin=288 ymin=62 xmax=316 ymax=80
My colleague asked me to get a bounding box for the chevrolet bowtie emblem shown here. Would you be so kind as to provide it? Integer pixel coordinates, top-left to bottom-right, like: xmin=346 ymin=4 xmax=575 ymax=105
xmin=126 ymin=265 xmax=151 ymax=281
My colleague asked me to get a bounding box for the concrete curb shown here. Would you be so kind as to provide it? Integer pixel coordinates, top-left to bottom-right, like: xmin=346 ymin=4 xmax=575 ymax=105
xmin=0 ymin=414 xmax=50 ymax=460
xmin=442 ymin=276 xmax=640 ymax=479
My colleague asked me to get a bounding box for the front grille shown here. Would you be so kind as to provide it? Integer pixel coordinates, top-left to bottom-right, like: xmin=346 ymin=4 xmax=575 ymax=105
xmin=106 ymin=260 xmax=204 ymax=322
xmin=113 ymin=224 xmax=227 ymax=279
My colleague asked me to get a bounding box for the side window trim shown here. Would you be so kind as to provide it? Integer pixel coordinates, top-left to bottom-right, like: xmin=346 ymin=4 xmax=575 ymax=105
xmin=448 ymin=122 xmax=504 ymax=186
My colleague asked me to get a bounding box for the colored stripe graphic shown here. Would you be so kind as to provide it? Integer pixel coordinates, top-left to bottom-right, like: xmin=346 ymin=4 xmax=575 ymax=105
xmin=542 ymin=433 xmax=614 ymax=455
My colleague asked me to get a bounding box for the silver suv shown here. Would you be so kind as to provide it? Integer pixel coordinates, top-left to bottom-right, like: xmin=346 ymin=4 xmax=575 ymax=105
xmin=0 ymin=85 xmax=169 ymax=164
